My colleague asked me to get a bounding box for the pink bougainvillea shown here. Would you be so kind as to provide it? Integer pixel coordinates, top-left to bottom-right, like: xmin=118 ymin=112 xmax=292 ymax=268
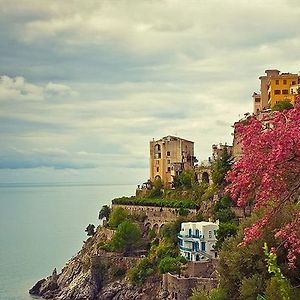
xmin=227 ymin=98 xmax=300 ymax=267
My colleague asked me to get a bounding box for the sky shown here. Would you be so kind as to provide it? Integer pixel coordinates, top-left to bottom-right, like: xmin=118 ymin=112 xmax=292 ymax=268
xmin=1 ymin=0 xmax=300 ymax=185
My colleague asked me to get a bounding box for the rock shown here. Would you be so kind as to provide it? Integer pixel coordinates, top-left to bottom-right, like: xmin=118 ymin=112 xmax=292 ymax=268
xmin=29 ymin=226 xmax=161 ymax=300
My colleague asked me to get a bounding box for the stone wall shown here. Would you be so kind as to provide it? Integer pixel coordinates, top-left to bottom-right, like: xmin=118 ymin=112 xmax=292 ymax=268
xmin=112 ymin=204 xmax=197 ymax=230
xmin=184 ymin=260 xmax=218 ymax=278
xmin=162 ymin=273 xmax=218 ymax=300
xmin=231 ymin=206 xmax=252 ymax=218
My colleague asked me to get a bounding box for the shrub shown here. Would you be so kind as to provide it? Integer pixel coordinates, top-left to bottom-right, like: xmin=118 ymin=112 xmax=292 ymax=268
xmin=108 ymin=207 xmax=128 ymax=229
xmin=85 ymin=224 xmax=95 ymax=236
xmin=129 ymin=257 xmax=154 ymax=285
xmin=158 ymin=256 xmax=186 ymax=274
xmin=111 ymin=220 xmax=142 ymax=254
xmin=98 ymin=205 xmax=111 ymax=220
xmin=238 ymin=274 xmax=265 ymax=300
xmin=178 ymin=207 xmax=189 ymax=217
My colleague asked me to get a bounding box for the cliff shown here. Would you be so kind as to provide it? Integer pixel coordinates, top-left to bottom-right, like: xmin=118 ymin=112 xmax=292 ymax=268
xmin=29 ymin=227 xmax=162 ymax=300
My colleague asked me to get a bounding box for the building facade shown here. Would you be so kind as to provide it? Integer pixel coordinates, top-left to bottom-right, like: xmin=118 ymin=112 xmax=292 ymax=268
xmin=149 ymin=136 xmax=196 ymax=188
xmin=178 ymin=221 xmax=219 ymax=262
xmin=254 ymin=69 xmax=299 ymax=113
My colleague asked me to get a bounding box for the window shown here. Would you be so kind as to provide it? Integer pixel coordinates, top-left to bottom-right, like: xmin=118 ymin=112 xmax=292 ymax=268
xmin=255 ymin=98 xmax=260 ymax=102
xmin=201 ymin=241 xmax=206 ymax=252
xmin=167 ymin=167 xmax=171 ymax=172
xmin=154 ymin=153 xmax=161 ymax=159
xmin=195 ymin=229 xmax=199 ymax=237
xmin=167 ymin=159 xmax=171 ymax=164
xmin=274 ymin=90 xmax=281 ymax=95
xmin=275 ymin=80 xmax=279 ymax=85
xmin=292 ymin=81 xmax=296 ymax=85
xmin=283 ymin=79 xmax=287 ymax=84
xmin=156 ymin=167 xmax=159 ymax=172
xmin=189 ymin=229 xmax=192 ymax=237
xmin=208 ymin=231 xmax=212 ymax=238
xmin=282 ymin=89 xmax=288 ymax=94
xmin=167 ymin=151 xmax=170 ymax=156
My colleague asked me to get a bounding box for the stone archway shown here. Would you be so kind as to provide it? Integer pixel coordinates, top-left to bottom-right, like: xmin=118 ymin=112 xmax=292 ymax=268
xmin=202 ymin=172 xmax=210 ymax=184
xmin=152 ymin=224 xmax=159 ymax=233
xmin=159 ymin=224 xmax=165 ymax=234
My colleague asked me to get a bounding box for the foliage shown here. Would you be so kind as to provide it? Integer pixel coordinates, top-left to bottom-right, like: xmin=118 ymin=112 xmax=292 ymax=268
xmin=128 ymin=257 xmax=154 ymax=285
xmin=215 ymin=220 xmax=239 ymax=250
xmin=178 ymin=207 xmax=189 ymax=217
xmin=217 ymin=204 xmax=300 ymax=299
xmin=85 ymin=224 xmax=95 ymax=236
xmin=262 ymin=242 xmax=300 ymax=300
xmin=110 ymin=220 xmax=142 ymax=254
xmin=214 ymin=194 xmax=236 ymax=223
xmin=208 ymin=288 xmax=228 ymax=300
xmin=112 ymin=196 xmax=198 ymax=209
xmin=158 ymin=256 xmax=186 ymax=274
xmin=155 ymin=241 xmax=178 ymax=261
xmin=173 ymin=169 xmax=197 ymax=189
xmin=98 ymin=205 xmax=111 ymax=220
xmin=148 ymin=228 xmax=156 ymax=239
xmin=238 ymin=274 xmax=265 ymax=300
xmin=211 ymin=146 xmax=233 ymax=186
xmin=213 ymin=194 xmax=238 ymax=249
xmin=160 ymin=217 xmax=185 ymax=246
xmin=226 ymin=101 xmax=300 ymax=267
xmin=108 ymin=207 xmax=129 ymax=229
xmin=189 ymin=288 xmax=228 ymax=300
xmin=272 ymin=100 xmax=294 ymax=112
xmin=148 ymin=177 xmax=163 ymax=198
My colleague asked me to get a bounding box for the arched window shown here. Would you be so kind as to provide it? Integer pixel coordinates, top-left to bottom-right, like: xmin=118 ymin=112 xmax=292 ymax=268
xmin=154 ymin=144 xmax=161 ymax=159
xmin=202 ymin=172 xmax=209 ymax=183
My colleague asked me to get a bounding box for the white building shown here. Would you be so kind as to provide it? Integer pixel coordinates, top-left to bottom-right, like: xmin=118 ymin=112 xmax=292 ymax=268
xmin=178 ymin=221 xmax=219 ymax=262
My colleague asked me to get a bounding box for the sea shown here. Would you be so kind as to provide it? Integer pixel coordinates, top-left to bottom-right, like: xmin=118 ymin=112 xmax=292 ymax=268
xmin=0 ymin=183 xmax=136 ymax=300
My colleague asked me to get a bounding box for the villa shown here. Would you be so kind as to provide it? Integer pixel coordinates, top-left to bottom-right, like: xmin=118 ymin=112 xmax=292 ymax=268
xmin=178 ymin=221 xmax=219 ymax=262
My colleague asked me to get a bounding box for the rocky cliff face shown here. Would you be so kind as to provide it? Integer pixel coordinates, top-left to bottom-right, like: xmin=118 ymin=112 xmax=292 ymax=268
xmin=29 ymin=227 xmax=161 ymax=300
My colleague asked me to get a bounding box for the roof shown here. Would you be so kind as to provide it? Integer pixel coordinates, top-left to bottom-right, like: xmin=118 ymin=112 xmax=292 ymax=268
xmin=153 ymin=135 xmax=194 ymax=144
xmin=181 ymin=221 xmax=219 ymax=227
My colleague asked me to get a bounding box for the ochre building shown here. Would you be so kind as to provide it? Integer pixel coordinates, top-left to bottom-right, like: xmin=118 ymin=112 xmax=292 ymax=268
xmin=149 ymin=135 xmax=196 ymax=188
xmin=253 ymin=69 xmax=299 ymax=114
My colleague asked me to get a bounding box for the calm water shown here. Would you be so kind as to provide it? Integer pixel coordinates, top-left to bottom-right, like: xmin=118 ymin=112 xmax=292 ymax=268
xmin=0 ymin=183 xmax=135 ymax=300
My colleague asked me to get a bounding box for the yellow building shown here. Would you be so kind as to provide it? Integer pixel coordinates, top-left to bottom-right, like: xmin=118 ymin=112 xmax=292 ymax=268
xmin=254 ymin=69 xmax=299 ymax=113
xmin=267 ymin=72 xmax=298 ymax=108
xmin=149 ymin=136 xmax=196 ymax=188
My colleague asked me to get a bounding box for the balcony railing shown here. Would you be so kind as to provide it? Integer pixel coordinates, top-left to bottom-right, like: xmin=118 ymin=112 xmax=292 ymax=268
xmin=178 ymin=234 xmax=204 ymax=239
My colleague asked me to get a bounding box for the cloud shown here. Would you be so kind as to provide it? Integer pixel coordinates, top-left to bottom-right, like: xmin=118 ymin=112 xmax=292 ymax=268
xmin=0 ymin=0 xmax=300 ymax=184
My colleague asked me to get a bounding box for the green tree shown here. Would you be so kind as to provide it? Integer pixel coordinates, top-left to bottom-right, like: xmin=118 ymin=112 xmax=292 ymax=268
xmin=148 ymin=177 xmax=163 ymax=198
xmin=211 ymin=147 xmax=233 ymax=186
xmin=239 ymin=274 xmax=265 ymax=300
xmin=108 ymin=207 xmax=128 ymax=228
xmin=215 ymin=220 xmax=238 ymax=250
xmin=129 ymin=257 xmax=154 ymax=285
xmin=111 ymin=220 xmax=142 ymax=254
xmin=189 ymin=288 xmax=228 ymax=300
xmin=85 ymin=224 xmax=95 ymax=236
xmin=158 ymin=256 xmax=186 ymax=274
xmin=272 ymin=100 xmax=293 ymax=112
xmin=98 ymin=205 xmax=111 ymax=220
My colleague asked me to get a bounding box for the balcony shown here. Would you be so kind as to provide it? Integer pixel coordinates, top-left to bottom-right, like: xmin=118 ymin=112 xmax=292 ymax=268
xmin=178 ymin=234 xmax=204 ymax=239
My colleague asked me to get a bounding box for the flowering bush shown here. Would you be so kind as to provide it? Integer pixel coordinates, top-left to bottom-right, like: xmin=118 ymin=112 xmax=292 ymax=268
xmin=227 ymin=99 xmax=300 ymax=267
